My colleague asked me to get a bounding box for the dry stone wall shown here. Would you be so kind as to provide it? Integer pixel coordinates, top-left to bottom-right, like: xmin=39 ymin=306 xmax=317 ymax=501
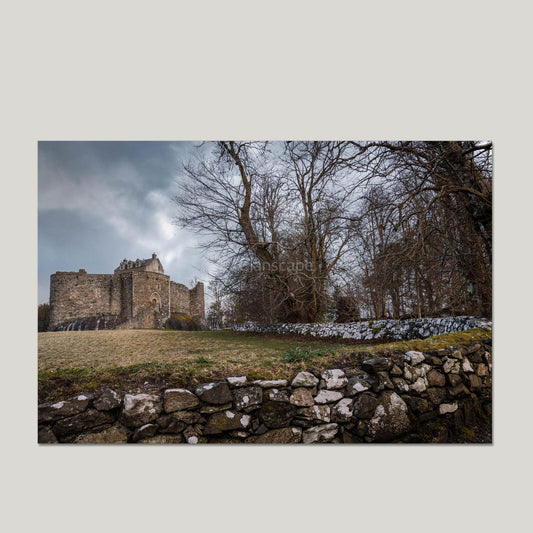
xmin=232 ymin=316 xmax=492 ymax=340
xmin=38 ymin=341 xmax=492 ymax=444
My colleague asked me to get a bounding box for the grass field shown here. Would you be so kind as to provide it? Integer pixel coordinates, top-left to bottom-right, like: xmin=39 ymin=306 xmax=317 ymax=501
xmin=38 ymin=328 xmax=491 ymax=402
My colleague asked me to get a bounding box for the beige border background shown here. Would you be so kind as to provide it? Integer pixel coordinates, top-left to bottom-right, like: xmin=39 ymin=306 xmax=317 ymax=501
xmin=1 ymin=0 xmax=531 ymax=531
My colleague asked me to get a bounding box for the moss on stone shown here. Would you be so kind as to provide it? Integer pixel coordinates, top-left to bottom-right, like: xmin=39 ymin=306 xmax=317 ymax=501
xmin=460 ymin=426 xmax=476 ymax=441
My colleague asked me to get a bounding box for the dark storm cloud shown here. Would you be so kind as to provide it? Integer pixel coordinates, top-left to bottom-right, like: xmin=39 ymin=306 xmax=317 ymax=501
xmin=38 ymin=141 xmax=210 ymax=303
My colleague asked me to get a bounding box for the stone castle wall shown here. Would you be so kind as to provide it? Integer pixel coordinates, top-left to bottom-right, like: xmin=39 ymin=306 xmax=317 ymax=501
xmin=38 ymin=341 xmax=492 ymax=444
xmin=49 ymin=271 xmax=122 ymax=327
xmin=189 ymin=282 xmax=205 ymax=322
xmin=170 ymin=282 xmax=190 ymax=314
xmin=49 ymin=263 xmax=204 ymax=330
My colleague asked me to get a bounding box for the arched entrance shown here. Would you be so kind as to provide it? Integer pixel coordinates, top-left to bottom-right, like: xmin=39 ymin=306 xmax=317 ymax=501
xmin=149 ymin=292 xmax=161 ymax=328
xmin=149 ymin=292 xmax=161 ymax=310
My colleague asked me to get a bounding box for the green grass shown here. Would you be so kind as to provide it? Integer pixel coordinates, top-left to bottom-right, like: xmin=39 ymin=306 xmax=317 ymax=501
xmin=282 ymin=345 xmax=335 ymax=363
xmin=38 ymin=327 xmax=491 ymax=403
xmin=192 ymin=355 xmax=215 ymax=366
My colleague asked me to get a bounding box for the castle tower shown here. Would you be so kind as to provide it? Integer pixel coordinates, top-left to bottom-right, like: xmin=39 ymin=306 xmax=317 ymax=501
xmin=189 ymin=281 xmax=206 ymax=324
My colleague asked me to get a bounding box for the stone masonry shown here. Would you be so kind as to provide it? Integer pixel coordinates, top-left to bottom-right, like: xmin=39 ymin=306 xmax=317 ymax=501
xmin=48 ymin=253 xmax=205 ymax=330
xmin=38 ymin=340 xmax=492 ymax=443
xmin=232 ymin=316 xmax=492 ymax=341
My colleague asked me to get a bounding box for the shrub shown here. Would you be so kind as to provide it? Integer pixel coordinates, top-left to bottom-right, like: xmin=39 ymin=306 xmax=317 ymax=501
xmin=165 ymin=313 xmax=203 ymax=331
xmin=192 ymin=356 xmax=214 ymax=366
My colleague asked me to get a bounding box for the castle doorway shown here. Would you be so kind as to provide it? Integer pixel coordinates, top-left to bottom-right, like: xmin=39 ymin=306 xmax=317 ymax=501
xmin=149 ymin=292 xmax=161 ymax=311
xmin=149 ymin=292 xmax=161 ymax=328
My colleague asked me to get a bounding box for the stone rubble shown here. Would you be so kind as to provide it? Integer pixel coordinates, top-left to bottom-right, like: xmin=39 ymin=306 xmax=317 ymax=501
xmin=314 ymin=390 xmax=344 ymax=404
xmin=253 ymin=380 xmax=289 ymax=388
xmin=320 ymin=369 xmax=348 ymax=390
xmin=164 ymin=389 xmax=200 ymax=413
xmin=226 ymin=376 xmax=247 ymax=387
xmin=268 ymin=388 xmax=291 ymax=402
xmin=195 ymin=382 xmax=232 ymax=404
xmin=302 ymin=423 xmax=339 ymax=444
xmin=291 ymin=371 xmax=319 ymax=387
xmin=289 ymin=388 xmax=315 ymax=407
xmin=120 ymin=394 xmax=162 ymax=428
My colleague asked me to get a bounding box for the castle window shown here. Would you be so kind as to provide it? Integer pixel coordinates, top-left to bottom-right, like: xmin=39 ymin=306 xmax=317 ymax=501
xmin=152 ymin=298 xmax=157 ymax=305
xmin=156 ymin=284 xmax=160 ymax=290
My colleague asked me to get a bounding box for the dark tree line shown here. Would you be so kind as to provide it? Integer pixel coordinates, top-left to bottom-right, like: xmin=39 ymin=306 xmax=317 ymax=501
xmin=174 ymin=141 xmax=492 ymax=325
xmin=38 ymin=303 xmax=50 ymax=332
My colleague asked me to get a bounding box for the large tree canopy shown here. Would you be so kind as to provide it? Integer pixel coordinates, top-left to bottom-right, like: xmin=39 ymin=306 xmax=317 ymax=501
xmin=174 ymin=141 xmax=492 ymax=324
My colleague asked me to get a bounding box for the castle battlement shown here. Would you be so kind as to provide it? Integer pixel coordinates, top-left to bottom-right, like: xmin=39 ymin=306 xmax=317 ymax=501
xmin=48 ymin=254 xmax=205 ymax=330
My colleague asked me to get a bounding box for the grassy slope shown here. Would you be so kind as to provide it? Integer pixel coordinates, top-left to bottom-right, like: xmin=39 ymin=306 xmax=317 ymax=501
xmin=38 ymin=328 xmax=491 ymax=403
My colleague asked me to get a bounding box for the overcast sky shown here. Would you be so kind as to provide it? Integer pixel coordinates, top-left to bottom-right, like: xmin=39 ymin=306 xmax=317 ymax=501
xmin=38 ymin=141 xmax=212 ymax=304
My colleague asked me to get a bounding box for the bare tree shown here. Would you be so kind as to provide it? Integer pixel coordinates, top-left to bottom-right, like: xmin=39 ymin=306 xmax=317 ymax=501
xmin=174 ymin=141 xmax=363 ymax=322
xmin=348 ymin=141 xmax=492 ymax=317
xmin=173 ymin=140 xmax=492 ymax=324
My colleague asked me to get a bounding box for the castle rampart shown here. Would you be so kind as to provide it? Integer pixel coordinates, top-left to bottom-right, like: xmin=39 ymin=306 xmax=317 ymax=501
xmin=189 ymin=281 xmax=205 ymax=321
xmin=49 ymin=271 xmax=120 ymax=327
xmin=170 ymin=281 xmax=190 ymax=314
xmin=48 ymin=254 xmax=205 ymax=330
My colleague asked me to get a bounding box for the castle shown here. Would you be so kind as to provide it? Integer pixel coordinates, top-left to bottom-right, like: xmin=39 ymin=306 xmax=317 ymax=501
xmin=48 ymin=253 xmax=205 ymax=331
